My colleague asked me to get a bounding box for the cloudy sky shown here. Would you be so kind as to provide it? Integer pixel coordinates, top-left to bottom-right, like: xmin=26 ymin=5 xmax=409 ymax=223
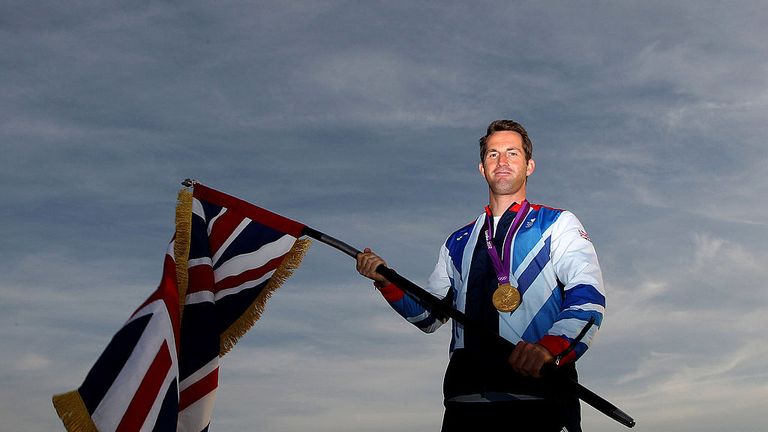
xmin=2 ymin=1 xmax=767 ymax=431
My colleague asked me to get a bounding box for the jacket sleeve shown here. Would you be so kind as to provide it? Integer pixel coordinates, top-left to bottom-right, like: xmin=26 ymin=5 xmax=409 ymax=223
xmin=537 ymin=210 xmax=605 ymax=363
xmin=375 ymin=241 xmax=453 ymax=333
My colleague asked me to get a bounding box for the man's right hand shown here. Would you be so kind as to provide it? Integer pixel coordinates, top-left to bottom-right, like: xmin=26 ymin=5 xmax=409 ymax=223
xmin=356 ymin=248 xmax=390 ymax=285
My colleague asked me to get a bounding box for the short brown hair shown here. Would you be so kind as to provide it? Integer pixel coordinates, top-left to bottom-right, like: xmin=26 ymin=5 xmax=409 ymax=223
xmin=479 ymin=120 xmax=533 ymax=162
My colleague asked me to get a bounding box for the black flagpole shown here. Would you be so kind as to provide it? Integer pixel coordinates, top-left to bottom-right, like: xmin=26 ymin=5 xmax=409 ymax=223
xmin=302 ymin=226 xmax=636 ymax=428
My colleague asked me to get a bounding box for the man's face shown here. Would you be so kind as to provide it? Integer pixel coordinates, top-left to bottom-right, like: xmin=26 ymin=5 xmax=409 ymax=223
xmin=479 ymin=131 xmax=535 ymax=197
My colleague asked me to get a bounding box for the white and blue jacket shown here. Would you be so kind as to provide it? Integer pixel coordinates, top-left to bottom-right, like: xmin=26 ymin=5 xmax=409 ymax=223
xmin=378 ymin=202 xmax=605 ymax=365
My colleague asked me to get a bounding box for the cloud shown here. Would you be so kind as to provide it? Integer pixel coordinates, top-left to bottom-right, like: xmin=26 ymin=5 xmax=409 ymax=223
xmin=13 ymin=353 xmax=51 ymax=372
xmin=2 ymin=1 xmax=767 ymax=431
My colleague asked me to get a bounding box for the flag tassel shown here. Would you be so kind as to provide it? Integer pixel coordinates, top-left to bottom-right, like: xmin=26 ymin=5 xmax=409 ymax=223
xmin=51 ymin=390 xmax=98 ymax=432
xmin=175 ymin=187 xmax=193 ymax=319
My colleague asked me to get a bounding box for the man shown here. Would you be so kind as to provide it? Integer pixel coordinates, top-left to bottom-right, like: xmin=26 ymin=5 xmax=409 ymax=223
xmin=356 ymin=120 xmax=605 ymax=431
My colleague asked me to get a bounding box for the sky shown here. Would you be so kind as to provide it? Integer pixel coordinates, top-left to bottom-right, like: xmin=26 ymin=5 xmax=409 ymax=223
xmin=1 ymin=1 xmax=767 ymax=431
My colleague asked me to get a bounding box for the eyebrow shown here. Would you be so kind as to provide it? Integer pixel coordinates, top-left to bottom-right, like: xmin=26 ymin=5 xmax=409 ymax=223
xmin=487 ymin=146 xmax=521 ymax=153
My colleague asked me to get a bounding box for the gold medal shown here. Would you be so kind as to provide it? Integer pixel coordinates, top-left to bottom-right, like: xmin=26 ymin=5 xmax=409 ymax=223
xmin=492 ymin=283 xmax=521 ymax=312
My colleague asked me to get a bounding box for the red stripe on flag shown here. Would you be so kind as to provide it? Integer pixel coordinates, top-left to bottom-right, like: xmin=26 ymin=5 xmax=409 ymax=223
xmin=193 ymin=183 xmax=306 ymax=237
xmin=134 ymin=254 xmax=181 ymax=351
xmin=208 ymin=210 xmax=246 ymax=257
xmin=136 ymin=254 xmax=178 ymax=312
xmin=116 ymin=342 xmax=173 ymax=432
xmin=179 ymin=367 xmax=219 ymax=411
xmin=213 ymin=254 xmax=286 ymax=293
xmin=187 ymin=263 xmax=215 ymax=295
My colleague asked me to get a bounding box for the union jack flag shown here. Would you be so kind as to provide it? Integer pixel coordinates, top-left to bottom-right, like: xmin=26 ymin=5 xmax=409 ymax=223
xmin=53 ymin=183 xmax=310 ymax=431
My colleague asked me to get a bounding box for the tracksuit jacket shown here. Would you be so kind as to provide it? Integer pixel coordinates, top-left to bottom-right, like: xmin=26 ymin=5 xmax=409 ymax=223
xmin=377 ymin=202 xmax=605 ymax=402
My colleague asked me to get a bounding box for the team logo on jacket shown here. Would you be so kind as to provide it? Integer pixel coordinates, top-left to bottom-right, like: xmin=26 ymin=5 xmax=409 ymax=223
xmin=525 ymin=218 xmax=536 ymax=228
xmin=579 ymin=229 xmax=592 ymax=242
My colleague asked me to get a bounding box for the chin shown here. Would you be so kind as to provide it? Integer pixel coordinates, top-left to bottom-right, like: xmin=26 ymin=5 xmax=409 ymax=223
xmin=491 ymin=181 xmax=521 ymax=192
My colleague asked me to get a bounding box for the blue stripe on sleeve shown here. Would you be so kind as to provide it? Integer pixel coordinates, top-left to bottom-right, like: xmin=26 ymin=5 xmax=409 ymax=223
xmin=413 ymin=315 xmax=437 ymax=330
xmin=389 ymin=294 xmax=430 ymax=322
xmin=558 ymin=309 xmax=604 ymax=327
xmin=563 ymin=284 xmax=606 ymax=309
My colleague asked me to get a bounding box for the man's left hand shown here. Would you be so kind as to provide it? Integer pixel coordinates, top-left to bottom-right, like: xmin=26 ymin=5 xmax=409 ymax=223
xmin=507 ymin=341 xmax=554 ymax=378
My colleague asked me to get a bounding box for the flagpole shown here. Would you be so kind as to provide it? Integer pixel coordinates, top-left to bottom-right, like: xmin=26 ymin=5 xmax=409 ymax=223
xmin=301 ymin=226 xmax=636 ymax=428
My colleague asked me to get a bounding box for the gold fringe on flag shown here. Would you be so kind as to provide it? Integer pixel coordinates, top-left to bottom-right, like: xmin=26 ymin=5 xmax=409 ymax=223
xmin=174 ymin=187 xmax=193 ymax=318
xmin=219 ymin=237 xmax=311 ymax=356
xmin=51 ymin=390 xmax=98 ymax=432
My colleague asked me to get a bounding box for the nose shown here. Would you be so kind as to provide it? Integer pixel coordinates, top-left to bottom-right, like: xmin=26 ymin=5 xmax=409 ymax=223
xmin=498 ymin=152 xmax=509 ymax=165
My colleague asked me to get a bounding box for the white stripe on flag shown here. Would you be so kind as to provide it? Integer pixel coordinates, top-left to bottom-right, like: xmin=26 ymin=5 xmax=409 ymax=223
xmin=206 ymin=206 xmax=226 ymax=237
xmin=179 ymin=357 xmax=219 ymax=392
xmin=91 ymin=300 xmax=177 ymax=431
xmin=184 ymin=290 xmax=215 ymax=306
xmin=188 ymin=256 xmax=212 ymax=268
xmin=215 ymin=269 xmax=276 ymax=301
xmin=211 ymin=217 xmax=250 ymax=267
xmin=183 ymin=267 xmax=277 ymax=306
xmin=213 ymin=234 xmax=295 ymax=282
xmin=177 ymin=387 xmax=218 ymax=432
xmin=192 ymin=198 xmax=205 ymax=221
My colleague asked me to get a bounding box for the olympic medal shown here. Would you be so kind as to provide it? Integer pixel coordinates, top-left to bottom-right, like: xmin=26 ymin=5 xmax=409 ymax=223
xmin=492 ymin=283 xmax=521 ymax=312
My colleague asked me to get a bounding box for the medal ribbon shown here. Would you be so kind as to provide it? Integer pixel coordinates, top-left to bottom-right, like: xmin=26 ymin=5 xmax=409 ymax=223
xmin=483 ymin=200 xmax=530 ymax=286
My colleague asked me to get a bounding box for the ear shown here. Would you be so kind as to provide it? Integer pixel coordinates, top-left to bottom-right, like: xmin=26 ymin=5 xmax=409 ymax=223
xmin=526 ymin=158 xmax=536 ymax=177
xmin=479 ymin=161 xmax=486 ymax=177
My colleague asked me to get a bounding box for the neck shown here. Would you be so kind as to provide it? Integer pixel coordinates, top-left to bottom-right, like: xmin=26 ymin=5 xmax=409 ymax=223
xmin=488 ymin=192 xmax=526 ymax=216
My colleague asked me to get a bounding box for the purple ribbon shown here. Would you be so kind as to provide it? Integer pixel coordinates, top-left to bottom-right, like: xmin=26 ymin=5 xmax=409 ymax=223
xmin=483 ymin=200 xmax=530 ymax=286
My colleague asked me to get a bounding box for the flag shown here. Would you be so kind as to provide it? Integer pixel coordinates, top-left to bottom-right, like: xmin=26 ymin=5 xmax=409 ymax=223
xmin=53 ymin=183 xmax=311 ymax=431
